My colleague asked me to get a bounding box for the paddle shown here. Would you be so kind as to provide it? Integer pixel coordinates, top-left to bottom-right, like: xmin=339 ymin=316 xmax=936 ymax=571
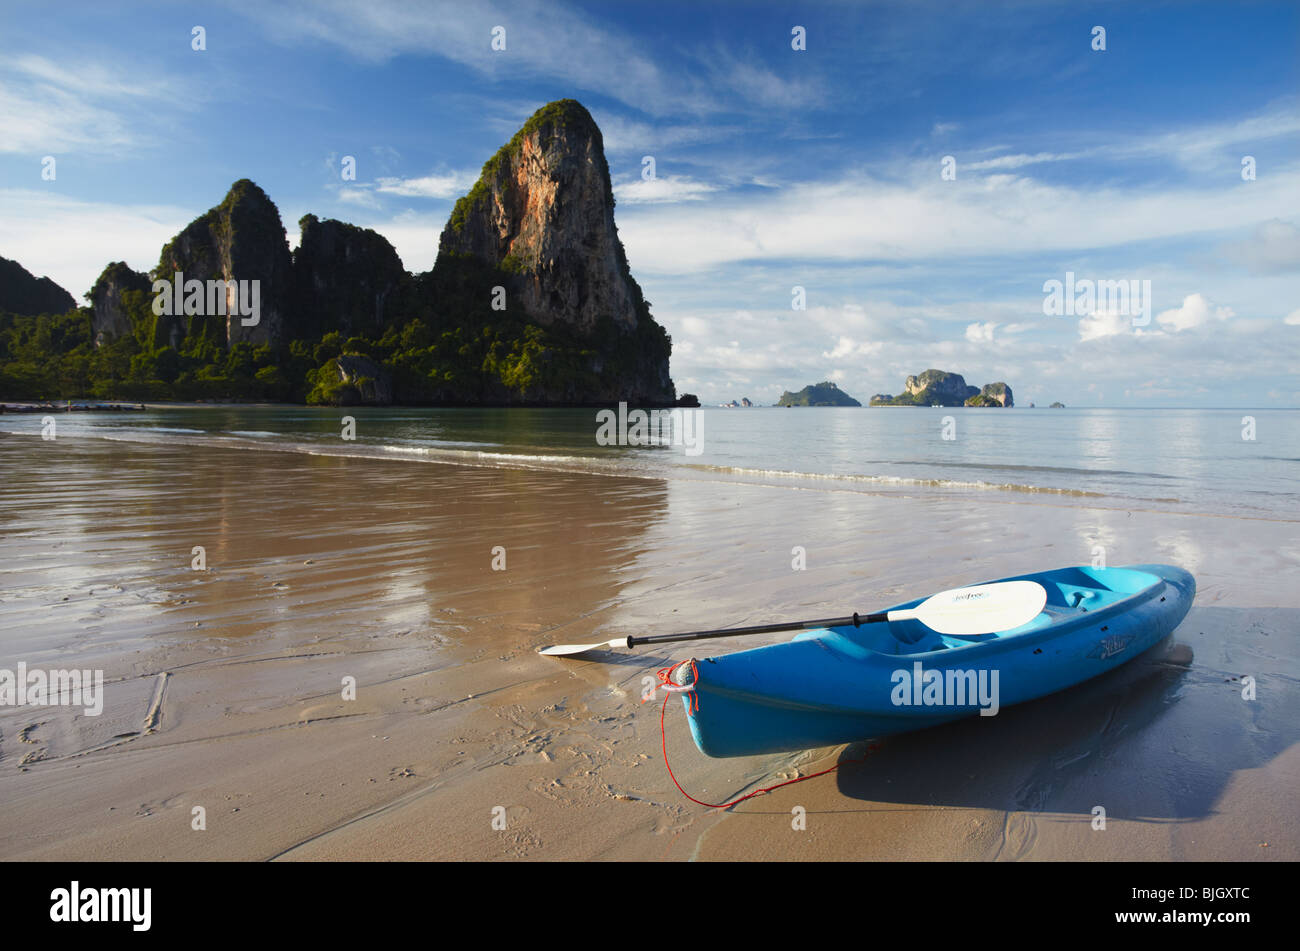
xmin=537 ymin=579 xmax=1047 ymax=656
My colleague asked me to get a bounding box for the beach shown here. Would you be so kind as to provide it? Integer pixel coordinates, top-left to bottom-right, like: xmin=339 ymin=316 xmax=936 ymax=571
xmin=1 ymin=419 xmax=1296 ymax=862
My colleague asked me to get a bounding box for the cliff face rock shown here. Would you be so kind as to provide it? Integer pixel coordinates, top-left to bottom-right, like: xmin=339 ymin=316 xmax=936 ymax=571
xmin=0 ymin=255 xmax=76 ymax=316
xmin=155 ymin=179 xmax=295 ymax=347
xmin=294 ymin=215 xmax=407 ymax=336
xmin=438 ymin=100 xmax=636 ymax=335
xmin=434 ymin=100 xmax=675 ymax=404
xmin=966 ymin=382 xmax=1013 ymax=407
xmin=334 ymin=354 xmax=393 ymax=405
xmin=88 ymin=262 xmax=150 ymax=347
xmin=905 ymin=369 xmax=979 ymax=405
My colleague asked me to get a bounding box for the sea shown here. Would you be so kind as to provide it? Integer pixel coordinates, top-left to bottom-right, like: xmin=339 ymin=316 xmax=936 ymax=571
xmin=3 ymin=405 xmax=1295 ymax=520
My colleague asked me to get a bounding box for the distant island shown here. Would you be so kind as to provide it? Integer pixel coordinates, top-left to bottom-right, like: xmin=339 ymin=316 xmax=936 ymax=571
xmin=0 ymin=100 xmax=690 ymax=408
xmin=775 ymin=381 xmax=861 ymax=407
xmin=870 ymin=369 xmax=1013 ymax=407
xmin=1050 ymin=401 xmax=1066 ymax=408
xmin=719 ymin=397 xmax=753 ymax=407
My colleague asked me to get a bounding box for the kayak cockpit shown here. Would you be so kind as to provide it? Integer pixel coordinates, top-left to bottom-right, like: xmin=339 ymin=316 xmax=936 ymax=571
xmin=816 ymin=565 xmax=1162 ymax=656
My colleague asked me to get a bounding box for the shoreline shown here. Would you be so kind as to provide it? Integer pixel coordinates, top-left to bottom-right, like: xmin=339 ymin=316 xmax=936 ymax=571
xmin=2 ymin=418 xmax=1295 ymax=523
xmin=0 ymin=398 xmax=702 ymax=412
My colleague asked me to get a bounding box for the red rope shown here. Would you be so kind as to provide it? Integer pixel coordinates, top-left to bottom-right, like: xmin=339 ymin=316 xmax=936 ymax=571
xmin=651 ymin=660 xmax=880 ymax=809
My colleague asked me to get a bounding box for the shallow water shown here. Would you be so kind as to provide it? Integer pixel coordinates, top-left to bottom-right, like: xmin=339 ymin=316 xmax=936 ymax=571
xmin=3 ymin=405 xmax=1296 ymax=518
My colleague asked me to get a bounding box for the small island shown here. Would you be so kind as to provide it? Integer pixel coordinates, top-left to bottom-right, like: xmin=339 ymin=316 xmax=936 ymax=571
xmin=775 ymin=381 xmax=861 ymax=407
xmin=1050 ymin=401 xmax=1066 ymax=408
xmin=965 ymin=382 xmax=1013 ymax=407
xmin=870 ymin=369 xmax=1013 ymax=407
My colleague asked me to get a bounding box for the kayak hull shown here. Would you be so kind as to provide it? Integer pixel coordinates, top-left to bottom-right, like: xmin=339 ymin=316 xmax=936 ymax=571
xmin=678 ymin=564 xmax=1195 ymax=758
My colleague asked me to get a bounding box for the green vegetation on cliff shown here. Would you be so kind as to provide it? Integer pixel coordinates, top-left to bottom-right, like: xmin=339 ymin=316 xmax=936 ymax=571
xmin=0 ymin=254 xmax=666 ymax=405
xmin=0 ymin=291 xmax=617 ymax=405
xmin=0 ymin=100 xmax=677 ymax=406
xmin=449 ymin=99 xmax=605 ymax=235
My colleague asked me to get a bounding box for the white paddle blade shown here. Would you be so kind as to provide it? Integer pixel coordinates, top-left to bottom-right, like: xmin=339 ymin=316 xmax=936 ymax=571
xmin=538 ymin=637 xmax=627 ymax=656
xmin=907 ymin=580 xmax=1047 ymax=635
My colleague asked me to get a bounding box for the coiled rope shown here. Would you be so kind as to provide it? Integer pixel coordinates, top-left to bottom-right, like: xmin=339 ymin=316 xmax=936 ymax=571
xmin=648 ymin=659 xmax=880 ymax=809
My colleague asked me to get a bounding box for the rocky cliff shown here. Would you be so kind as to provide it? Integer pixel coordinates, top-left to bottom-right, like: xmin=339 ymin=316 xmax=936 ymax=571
xmin=906 ymin=369 xmax=978 ymax=404
xmin=89 ymin=262 xmax=151 ymax=347
xmin=965 ymin=381 xmax=1014 ymax=407
xmin=154 ymin=179 xmax=295 ymax=347
xmin=439 ymin=100 xmax=634 ymax=334
xmin=9 ymin=101 xmax=678 ymax=405
xmin=0 ymin=255 xmax=76 ymax=316
xmin=434 ymin=99 xmax=674 ymax=404
xmin=294 ymin=215 xmax=408 ymax=337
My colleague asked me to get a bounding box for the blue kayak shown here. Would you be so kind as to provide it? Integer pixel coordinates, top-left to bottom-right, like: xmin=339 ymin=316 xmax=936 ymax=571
xmin=671 ymin=564 xmax=1195 ymax=758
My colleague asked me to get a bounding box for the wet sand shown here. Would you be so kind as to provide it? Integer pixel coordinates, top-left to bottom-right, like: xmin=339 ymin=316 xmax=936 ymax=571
xmin=0 ymin=435 xmax=1296 ymax=860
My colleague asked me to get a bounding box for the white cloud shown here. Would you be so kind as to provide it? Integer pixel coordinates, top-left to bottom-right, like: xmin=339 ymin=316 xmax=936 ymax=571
xmin=1220 ymin=219 xmax=1300 ymax=275
xmin=0 ymin=54 xmax=182 ymax=155
xmin=965 ymin=321 xmax=997 ymax=342
xmin=614 ymin=176 xmax=717 ymax=204
xmin=0 ymin=189 xmax=191 ymax=298
xmin=12 ymin=55 xmax=171 ymax=101
xmin=617 ymin=157 xmax=1300 ymax=275
xmin=650 ymin=291 xmax=1298 ymax=406
xmin=1155 ymin=293 xmax=1234 ymax=333
xmin=225 ymin=0 xmax=737 ymax=116
xmin=360 ymin=210 xmax=441 ymax=273
xmin=702 ymin=48 xmax=824 ymax=110
xmin=823 ymin=336 xmax=882 ymax=360
xmin=679 ymin=316 xmax=709 ymax=337
xmin=375 ymin=172 xmax=477 ymax=199
xmin=962 ymin=101 xmax=1300 ymax=176
xmin=1136 ymin=101 xmax=1300 ymax=167
xmin=1284 ymin=309 xmax=1300 ymax=326
xmin=335 ymin=187 xmax=383 ymax=208
xmin=1078 ymin=311 xmax=1138 ymax=342
xmin=965 ymin=151 xmax=1085 ymax=171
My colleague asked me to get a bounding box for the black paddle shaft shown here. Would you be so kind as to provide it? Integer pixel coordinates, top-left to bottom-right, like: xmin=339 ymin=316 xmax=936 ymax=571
xmin=626 ymin=611 xmax=889 ymax=647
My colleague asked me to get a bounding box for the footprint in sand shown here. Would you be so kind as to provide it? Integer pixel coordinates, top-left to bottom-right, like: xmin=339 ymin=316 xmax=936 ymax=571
xmin=18 ymin=722 xmax=45 ymax=744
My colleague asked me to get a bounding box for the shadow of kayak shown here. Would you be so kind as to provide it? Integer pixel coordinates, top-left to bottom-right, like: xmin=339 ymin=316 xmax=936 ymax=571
xmin=831 ymin=605 xmax=1299 ymax=823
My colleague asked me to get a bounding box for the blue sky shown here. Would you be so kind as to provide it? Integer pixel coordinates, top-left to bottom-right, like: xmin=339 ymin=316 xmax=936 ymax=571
xmin=1 ymin=0 xmax=1297 ymax=405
